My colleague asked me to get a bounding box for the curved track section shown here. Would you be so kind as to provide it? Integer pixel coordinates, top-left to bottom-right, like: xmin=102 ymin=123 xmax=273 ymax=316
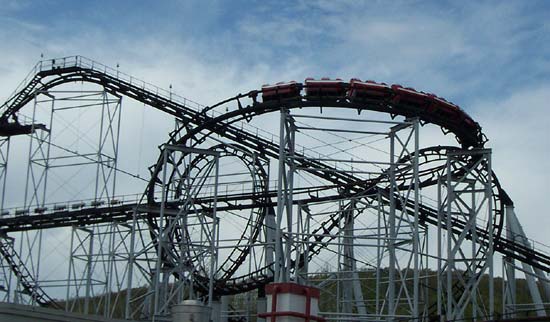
xmin=145 ymin=143 xmax=270 ymax=285
xmin=180 ymin=79 xmax=485 ymax=147
xmin=2 ymin=59 xmax=483 ymax=148
xmin=190 ymin=145 xmax=513 ymax=296
xmin=0 ymin=56 xmax=547 ymax=306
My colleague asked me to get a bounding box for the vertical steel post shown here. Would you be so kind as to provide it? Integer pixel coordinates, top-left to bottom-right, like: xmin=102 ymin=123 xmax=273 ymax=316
xmin=153 ymin=148 xmax=169 ymax=318
xmin=387 ymin=128 xmax=396 ymax=321
xmin=65 ymin=226 xmax=75 ymax=311
xmin=274 ymin=109 xmax=286 ymax=282
xmin=436 ymin=178 xmax=443 ymax=322
xmin=111 ymin=97 xmax=122 ymax=197
xmin=471 ymin=180 xmax=477 ymax=320
xmin=376 ymin=192 xmax=382 ymax=318
xmin=503 ymin=205 xmax=516 ymax=318
xmin=84 ymin=228 xmax=94 ymax=315
xmin=284 ymin=114 xmax=295 ymax=282
xmin=208 ymin=153 xmax=220 ymax=309
xmin=487 ymin=152 xmax=494 ymax=320
xmin=125 ymin=207 xmax=138 ymax=319
xmin=0 ymin=137 xmax=9 ymax=213
xmin=94 ymin=92 xmax=106 ymax=200
xmin=445 ymin=157 xmax=453 ymax=321
xmin=412 ymin=118 xmax=420 ymax=319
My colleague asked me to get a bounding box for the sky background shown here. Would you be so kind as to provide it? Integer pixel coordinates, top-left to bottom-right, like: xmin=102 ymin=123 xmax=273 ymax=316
xmin=0 ymin=1 xmax=549 ymax=250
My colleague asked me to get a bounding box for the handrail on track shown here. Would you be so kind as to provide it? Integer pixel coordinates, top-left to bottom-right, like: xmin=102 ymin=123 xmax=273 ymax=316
xmin=2 ymin=55 xmax=204 ymax=113
xmin=1 ymin=55 xmax=281 ymax=148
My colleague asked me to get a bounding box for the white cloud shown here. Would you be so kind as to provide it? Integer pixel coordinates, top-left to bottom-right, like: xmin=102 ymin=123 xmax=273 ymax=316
xmin=473 ymin=84 xmax=550 ymax=244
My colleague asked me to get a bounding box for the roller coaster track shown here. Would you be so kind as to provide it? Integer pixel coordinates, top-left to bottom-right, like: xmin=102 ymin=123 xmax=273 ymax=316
xmin=0 ymin=56 xmax=547 ymax=306
xmin=0 ymin=147 xmax=547 ymax=278
xmin=0 ymin=235 xmax=61 ymax=308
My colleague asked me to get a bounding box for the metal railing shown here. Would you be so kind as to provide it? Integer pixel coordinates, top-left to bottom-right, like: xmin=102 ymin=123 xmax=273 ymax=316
xmin=0 ymin=192 xmax=145 ymax=218
xmin=2 ymin=55 xmax=281 ymax=148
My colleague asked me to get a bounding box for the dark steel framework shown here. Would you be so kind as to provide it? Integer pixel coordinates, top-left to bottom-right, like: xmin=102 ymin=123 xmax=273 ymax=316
xmin=0 ymin=56 xmax=547 ymax=321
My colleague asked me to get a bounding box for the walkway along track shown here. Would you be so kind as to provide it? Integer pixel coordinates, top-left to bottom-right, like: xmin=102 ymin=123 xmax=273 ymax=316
xmin=0 ymin=147 xmax=546 ymax=295
xmin=0 ymin=56 xmax=546 ymax=302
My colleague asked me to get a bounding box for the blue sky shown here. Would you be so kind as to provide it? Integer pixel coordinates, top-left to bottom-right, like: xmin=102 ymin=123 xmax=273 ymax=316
xmin=2 ymin=1 xmax=549 ymax=105
xmin=0 ymin=0 xmax=549 ymax=243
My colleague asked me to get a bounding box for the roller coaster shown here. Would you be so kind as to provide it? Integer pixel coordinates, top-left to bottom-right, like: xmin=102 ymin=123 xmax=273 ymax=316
xmin=0 ymin=56 xmax=548 ymax=322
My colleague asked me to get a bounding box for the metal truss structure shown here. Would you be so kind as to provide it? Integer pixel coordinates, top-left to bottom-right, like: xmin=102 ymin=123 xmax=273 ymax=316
xmin=436 ymin=149 xmax=494 ymax=320
xmin=0 ymin=56 xmax=548 ymax=322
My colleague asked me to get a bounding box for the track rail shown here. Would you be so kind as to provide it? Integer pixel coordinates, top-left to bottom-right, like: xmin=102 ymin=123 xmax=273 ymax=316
xmin=0 ymin=56 xmax=546 ymax=302
xmin=0 ymin=236 xmax=61 ymax=308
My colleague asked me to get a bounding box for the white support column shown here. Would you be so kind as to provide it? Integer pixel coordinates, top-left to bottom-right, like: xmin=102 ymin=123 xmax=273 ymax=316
xmin=386 ymin=119 xmax=421 ymax=321
xmin=265 ymin=207 xmax=276 ymax=277
xmin=150 ymin=145 xmax=220 ymax=320
xmin=274 ymin=108 xmax=296 ymax=283
xmin=341 ymin=200 xmax=367 ymax=318
xmin=0 ymin=137 xmax=9 ymax=213
xmin=503 ymin=205 xmax=516 ymax=318
xmin=387 ymin=129 xmax=397 ymax=321
xmin=506 ymin=205 xmax=547 ymax=317
xmin=437 ymin=148 xmax=494 ymax=321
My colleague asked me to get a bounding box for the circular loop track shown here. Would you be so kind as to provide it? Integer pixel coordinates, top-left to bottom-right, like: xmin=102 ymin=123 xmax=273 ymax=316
xmin=4 ymin=60 xmax=547 ymax=307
